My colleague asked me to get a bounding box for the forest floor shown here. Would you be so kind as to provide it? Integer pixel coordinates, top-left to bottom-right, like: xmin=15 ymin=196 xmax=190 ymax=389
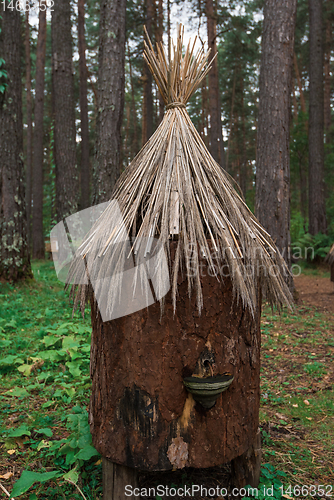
xmin=0 ymin=262 xmax=333 ymax=499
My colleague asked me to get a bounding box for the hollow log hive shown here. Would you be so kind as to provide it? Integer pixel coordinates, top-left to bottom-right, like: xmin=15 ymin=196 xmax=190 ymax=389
xmin=89 ymin=247 xmax=261 ymax=471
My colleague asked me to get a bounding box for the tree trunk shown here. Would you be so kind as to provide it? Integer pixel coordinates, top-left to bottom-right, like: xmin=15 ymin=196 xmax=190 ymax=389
xmin=127 ymin=43 xmax=139 ymax=157
xmin=78 ymin=0 xmax=91 ymax=210
xmin=324 ymin=4 xmax=331 ymax=140
xmin=240 ymin=77 xmax=247 ymax=198
xmin=294 ymin=52 xmax=307 ymax=115
xmin=0 ymin=5 xmax=32 ymax=280
xmin=308 ymin=0 xmax=327 ymax=234
xmin=255 ymin=0 xmax=297 ymax=284
xmin=206 ymin=0 xmax=225 ymax=167
xmin=25 ymin=11 xmax=33 ymax=248
xmin=32 ymin=1 xmax=47 ymax=259
xmin=94 ymin=0 xmax=126 ymax=203
xmin=200 ymin=78 xmax=209 ymax=146
xmin=142 ymin=0 xmax=154 ymax=145
xmin=52 ymin=0 xmax=78 ymax=221
xmin=226 ymin=71 xmax=236 ymax=172
xmin=156 ymin=0 xmax=165 ymax=124
xmin=89 ymin=246 xmax=261 ymax=472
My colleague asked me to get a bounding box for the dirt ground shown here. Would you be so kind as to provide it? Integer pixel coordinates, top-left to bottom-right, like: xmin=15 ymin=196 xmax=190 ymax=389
xmin=294 ymin=274 xmax=334 ymax=312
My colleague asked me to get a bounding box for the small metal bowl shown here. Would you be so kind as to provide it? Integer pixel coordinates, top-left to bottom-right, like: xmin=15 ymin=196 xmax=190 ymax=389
xmin=183 ymin=374 xmax=234 ymax=409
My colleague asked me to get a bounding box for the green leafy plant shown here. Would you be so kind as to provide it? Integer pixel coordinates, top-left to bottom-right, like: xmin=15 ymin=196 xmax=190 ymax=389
xmin=9 ymin=406 xmax=100 ymax=498
xmin=244 ymin=463 xmax=286 ymax=499
xmin=292 ymin=232 xmax=332 ymax=262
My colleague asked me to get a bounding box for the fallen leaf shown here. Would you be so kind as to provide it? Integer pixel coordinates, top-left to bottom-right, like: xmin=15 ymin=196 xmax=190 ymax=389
xmin=7 ymin=449 xmax=16 ymax=455
xmin=0 ymin=472 xmax=13 ymax=480
xmin=306 ymin=417 xmax=312 ymax=420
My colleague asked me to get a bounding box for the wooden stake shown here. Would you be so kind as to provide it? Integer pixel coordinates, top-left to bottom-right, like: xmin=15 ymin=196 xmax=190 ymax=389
xmin=103 ymin=459 xmax=139 ymax=500
xmin=230 ymin=427 xmax=262 ymax=489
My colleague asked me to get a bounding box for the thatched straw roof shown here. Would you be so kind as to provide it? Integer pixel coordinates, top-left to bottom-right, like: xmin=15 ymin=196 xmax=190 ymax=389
xmin=66 ymin=25 xmax=293 ymax=318
xmin=325 ymin=243 xmax=334 ymax=266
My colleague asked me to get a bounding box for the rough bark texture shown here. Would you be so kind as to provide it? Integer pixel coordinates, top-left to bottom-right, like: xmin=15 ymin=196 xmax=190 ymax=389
xmin=78 ymin=0 xmax=91 ymax=210
xmin=142 ymin=0 xmax=154 ymax=145
xmin=52 ymin=0 xmax=78 ymax=221
xmin=0 ymin=6 xmax=32 ymax=280
xmin=308 ymin=0 xmax=327 ymax=234
xmin=32 ymin=2 xmax=47 ymax=259
xmin=25 ymin=11 xmax=33 ymax=246
xmin=156 ymin=0 xmax=165 ymax=124
xmin=94 ymin=0 xmax=126 ymax=203
xmin=102 ymin=459 xmax=139 ymax=500
xmin=324 ymin=1 xmax=332 ymax=138
xmin=128 ymin=44 xmax=139 ymax=157
xmin=255 ymin=0 xmax=297 ymax=278
xmin=90 ymin=245 xmax=261 ymax=471
xmin=294 ymin=52 xmax=307 ymax=116
xmin=206 ymin=0 xmax=225 ymax=167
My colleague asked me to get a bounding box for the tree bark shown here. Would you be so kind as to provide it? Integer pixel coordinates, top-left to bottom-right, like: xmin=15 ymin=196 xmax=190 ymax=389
xmin=94 ymin=0 xmax=126 ymax=203
xmin=294 ymin=52 xmax=307 ymax=116
xmin=90 ymin=247 xmax=261 ymax=471
xmin=32 ymin=1 xmax=47 ymax=259
xmin=142 ymin=0 xmax=154 ymax=145
xmin=127 ymin=43 xmax=139 ymax=157
xmin=78 ymin=0 xmax=91 ymax=210
xmin=308 ymin=0 xmax=327 ymax=234
xmin=206 ymin=0 xmax=225 ymax=167
xmin=24 ymin=11 xmax=33 ymax=248
xmin=156 ymin=0 xmax=165 ymax=124
xmin=324 ymin=3 xmax=331 ymax=140
xmin=52 ymin=0 xmax=78 ymax=221
xmin=255 ymin=0 xmax=297 ymax=284
xmin=0 ymin=5 xmax=32 ymax=280
xmin=226 ymin=70 xmax=236 ymax=172
xmin=200 ymin=78 xmax=209 ymax=146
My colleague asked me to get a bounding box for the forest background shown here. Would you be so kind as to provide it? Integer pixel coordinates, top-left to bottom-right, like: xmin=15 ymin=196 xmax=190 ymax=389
xmin=1 ymin=0 xmax=334 ymax=271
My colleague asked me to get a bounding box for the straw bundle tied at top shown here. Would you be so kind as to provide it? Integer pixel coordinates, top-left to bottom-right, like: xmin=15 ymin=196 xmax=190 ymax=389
xmin=66 ymin=24 xmax=293 ymax=318
xmin=325 ymin=243 xmax=334 ymax=266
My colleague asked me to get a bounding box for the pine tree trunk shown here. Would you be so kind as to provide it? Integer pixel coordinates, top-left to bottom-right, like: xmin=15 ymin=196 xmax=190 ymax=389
xmin=78 ymin=0 xmax=91 ymax=210
xmin=255 ymin=0 xmax=297 ymax=282
xmin=32 ymin=1 xmax=47 ymax=259
xmin=226 ymin=71 xmax=236 ymax=172
xmin=308 ymin=0 xmax=327 ymax=234
xmin=25 ymin=11 xmax=33 ymax=248
xmin=94 ymin=0 xmax=126 ymax=203
xmin=294 ymin=52 xmax=307 ymax=116
xmin=240 ymin=77 xmax=247 ymax=198
xmin=127 ymin=43 xmax=139 ymax=157
xmin=201 ymin=78 xmax=209 ymax=146
xmin=0 ymin=5 xmax=32 ymax=280
xmin=206 ymin=0 xmax=225 ymax=167
xmin=142 ymin=0 xmax=154 ymax=145
xmin=156 ymin=0 xmax=165 ymax=124
xmin=52 ymin=0 xmax=78 ymax=221
xmin=324 ymin=5 xmax=331 ymax=141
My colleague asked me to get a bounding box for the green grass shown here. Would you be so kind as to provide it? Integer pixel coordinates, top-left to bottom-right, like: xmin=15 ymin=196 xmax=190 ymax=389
xmin=0 ymin=261 xmax=101 ymax=499
xmin=0 ymin=262 xmax=333 ymax=498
